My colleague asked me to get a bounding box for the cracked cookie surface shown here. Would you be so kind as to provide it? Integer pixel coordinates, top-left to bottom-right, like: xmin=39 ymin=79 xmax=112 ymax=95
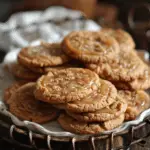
xmin=100 ymin=28 xmax=135 ymax=52
xmin=9 ymin=83 xmax=58 ymax=123
xmin=34 ymin=68 xmax=100 ymax=103
xmin=67 ymin=96 xmax=127 ymax=122
xmin=112 ymin=69 xmax=150 ymax=90
xmin=66 ymin=79 xmax=117 ymax=113
xmin=118 ymin=90 xmax=150 ymax=120
xmin=11 ymin=63 xmax=40 ymax=80
xmin=18 ymin=42 xmax=69 ymax=68
xmin=62 ymin=31 xmax=120 ymax=63
xmin=4 ymin=81 xmax=28 ymax=104
xmin=58 ymin=113 xmax=124 ymax=134
xmin=86 ymin=51 xmax=149 ymax=82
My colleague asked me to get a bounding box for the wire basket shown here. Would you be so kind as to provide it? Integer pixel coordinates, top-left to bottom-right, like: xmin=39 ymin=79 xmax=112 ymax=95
xmin=0 ymin=113 xmax=150 ymax=150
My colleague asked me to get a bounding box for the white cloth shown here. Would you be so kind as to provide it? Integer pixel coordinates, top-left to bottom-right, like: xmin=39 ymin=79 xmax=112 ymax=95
xmin=0 ymin=6 xmax=100 ymax=51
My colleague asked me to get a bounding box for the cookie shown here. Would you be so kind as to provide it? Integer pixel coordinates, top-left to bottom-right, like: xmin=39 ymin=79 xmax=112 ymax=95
xmin=25 ymin=64 xmax=70 ymax=74
xmin=18 ymin=42 xmax=69 ymax=68
xmin=11 ymin=63 xmax=40 ymax=80
xmin=62 ymin=31 xmax=120 ymax=64
xmin=113 ymin=70 xmax=150 ymax=90
xmin=34 ymin=68 xmax=100 ymax=103
xmin=118 ymin=90 xmax=150 ymax=120
xmin=25 ymin=65 xmax=69 ymax=74
xmin=66 ymin=79 xmax=117 ymax=113
xmin=86 ymin=50 xmax=149 ymax=82
xmin=58 ymin=113 xmax=124 ymax=134
xmin=100 ymin=28 xmax=135 ymax=52
xmin=3 ymin=81 xmax=28 ymax=104
xmin=103 ymin=114 xmax=124 ymax=131
xmin=26 ymin=60 xmax=83 ymax=74
xmin=67 ymin=96 xmax=127 ymax=122
xmin=9 ymin=83 xmax=58 ymax=123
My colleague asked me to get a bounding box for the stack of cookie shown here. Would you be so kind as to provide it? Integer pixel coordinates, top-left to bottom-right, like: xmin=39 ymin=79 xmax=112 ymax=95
xmin=33 ymin=68 xmax=126 ymax=134
xmin=62 ymin=29 xmax=150 ymax=90
xmin=59 ymin=29 xmax=150 ymax=133
xmin=3 ymin=28 xmax=150 ymax=135
xmin=4 ymin=82 xmax=59 ymax=123
xmin=32 ymin=68 xmax=150 ymax=134
xmin=9 ymin=41 xmax=73 ymax=81
xmin=9 ymin=62 xmax=41 ymax=81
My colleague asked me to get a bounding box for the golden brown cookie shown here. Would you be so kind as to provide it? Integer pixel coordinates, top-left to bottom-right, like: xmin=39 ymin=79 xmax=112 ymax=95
xmin=62 ymin=31 xmax=120 ymax=63
xmin=26 ymin=60 xmax=83 ymax=74
xmin=3 ymin=81 xmax=28 ymax=104
xmin=103 ymin=114 xmax=124 ymax=131
xmin=34 ymin=68 xmax=100 ymax=103
xmin=25 ymin=65 xmax=68 ymax=74
xmin=67 ymin=96 xmax=127 ymax=122
xmin=66 ymin=79 xmax=117 ymax=113
xmin=100 ymin=28 xmax=135 ymax=52
xmin=118 ymin=90 xmax=150 ymax=120
xmin=58 ymin=113 xmax=124 ymax=134
xmin=18 ymin=42 xmax=69 ymax=68
xmin=112 ymin=70 xmax=150 ymax=90
xmin=86 ymin=50 xmax=149 ymax=82
xmin=9 ymin=82 xmax=58 ymax=123
xmin=11 ymin=63 xmax=40 ymax=80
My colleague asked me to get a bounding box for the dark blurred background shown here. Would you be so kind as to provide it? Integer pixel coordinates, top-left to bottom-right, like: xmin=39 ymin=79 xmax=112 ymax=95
xmin=0 ymin=0 xmax=150 ymax=53
xmin=0 ymin=0 xmax=149 ymax=60
xmin=0 ymin=0 xmax=149 ymax=23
